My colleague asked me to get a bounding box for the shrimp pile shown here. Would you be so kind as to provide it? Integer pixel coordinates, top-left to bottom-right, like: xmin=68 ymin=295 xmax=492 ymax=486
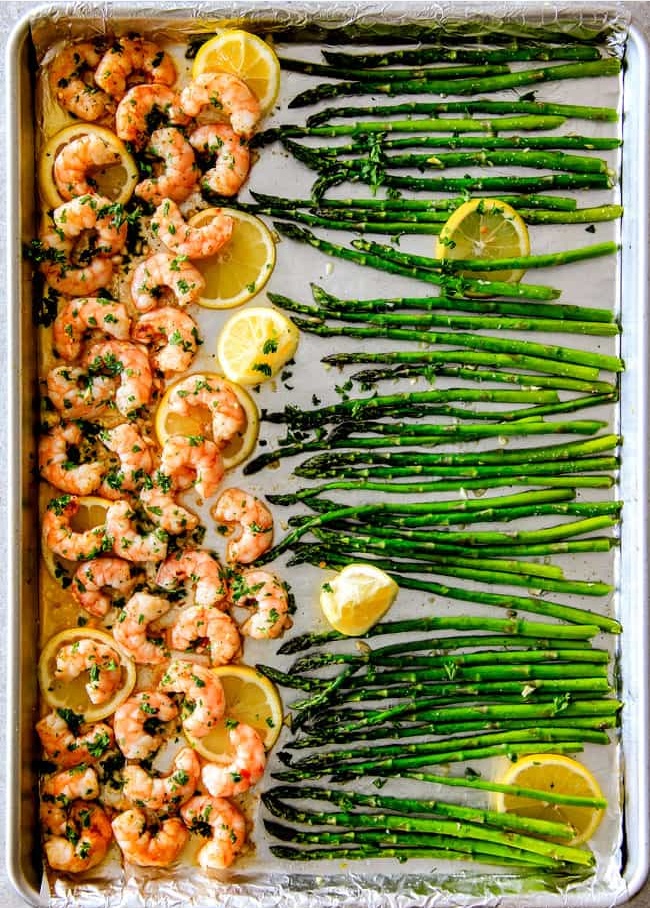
xmin=35 ymin=31 xmax=290 ymax=879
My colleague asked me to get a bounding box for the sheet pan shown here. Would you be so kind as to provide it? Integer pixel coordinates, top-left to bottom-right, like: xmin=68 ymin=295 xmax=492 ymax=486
xmin=5 ymin=3 xmax=649 ymax=906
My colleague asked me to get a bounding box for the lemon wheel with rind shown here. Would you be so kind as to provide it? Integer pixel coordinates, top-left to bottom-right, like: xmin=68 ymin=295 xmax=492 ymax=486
xmin=154 ymin=372 xmax=259 ymax=470
xmin=494 ymin=753 xmax=606 ymax=845
xmin=436 ymin=197 xmax=531 ymax=286
xmin=183 ymin=664 xmax=284 ymax=757
xmin=38 ymin=627 xmax=137 ymax=722
xmin=38 ymin=123 xmax=139 ymax=209
xmin=188 ymin=208 xmax=277 ymax=310
xmin=191 ymin=30 xmax=281 ymax=115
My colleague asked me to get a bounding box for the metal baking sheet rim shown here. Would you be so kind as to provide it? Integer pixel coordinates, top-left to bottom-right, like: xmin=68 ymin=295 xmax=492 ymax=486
xmin=4 ymin=6 xmax=649 ymax=907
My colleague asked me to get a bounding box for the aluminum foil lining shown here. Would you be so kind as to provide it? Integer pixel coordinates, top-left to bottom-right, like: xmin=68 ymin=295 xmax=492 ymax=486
xmin=19 ymin=3 xmax=636 ymax=907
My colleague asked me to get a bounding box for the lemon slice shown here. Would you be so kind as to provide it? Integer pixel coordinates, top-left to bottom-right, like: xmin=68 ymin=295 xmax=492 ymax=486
xmin=188 ymin=208 xmax=276 ymax=309
xmin=38 ymin=627 xmax=136 ymax=722
xmin=217 ymin=307 xmax=299 ymax=386
xmin=184 ymin=664 xmax=284 ymax=757
xmin=154 ymin=372 xmax=259 ymax=470
xmin=192 ymin=30 xmax=281 ymax=114
xmin=42 ymin=494 xmax=112 ymax=584
xmin=319 ymin=563 xmax=399 ymax=636
xmin=494 ymin=753 xmax=606 ymax=845
xmin=435 ymin=198 xmax=531 ymax=285
xmin=38 ymin=124 xmax=139 ymax=209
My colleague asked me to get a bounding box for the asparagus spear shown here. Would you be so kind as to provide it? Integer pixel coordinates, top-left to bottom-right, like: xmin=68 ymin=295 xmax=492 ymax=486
xmin=274 ymin=222 xmax=563 ymax=300
xmin=279 ymin=58 xmax=513 ymax=80
xmin=253 ymin=189 xmax=579 ymax=211
xmin=305 ymin=99 xmax=618 ymax=127
xmin=320 ymin=44 xmax=603 ymax=67
xmin=288 ymin=59 xmax=621 ymax=107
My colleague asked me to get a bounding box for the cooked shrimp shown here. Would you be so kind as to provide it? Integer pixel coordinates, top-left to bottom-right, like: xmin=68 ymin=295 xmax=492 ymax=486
xmin=106 ymin=499 xmax=168 ymax=563
xmin=132 ymin=307 xmax=201 ymax=375
xmin=43 ymin=801 xmax=113 ymax=873
xmin=39 ymin=194 xmax=127 ymax=296
xmin=140 ymin=485 xmax=200 ymax=535
xmin=46 ymin=365 xmax=117 ymax=419
xmin=112 ymin=808 xmax=188 ymax=867
xmin=168 ymin=605 xmax=241 ymax=666
xmin=84 ymin=340 xmax=153 ymax=416
xmin=39 ymin=422 xmax=105 ymax=496
xmin=53 ymin=133 xmax=123 ymax=200
xmin=159 ymin=659 xmax=226 ymax=738
xmin=123 ymin=746 xmax=200 ymax=813
xmin=41 ymin=765 xmax=100 ymax=804
xmin=211 ymin=488 xmax=274 ymax=564
xmin=160 ymin=434 xmax=225 ymax=500
xmin=181 ymin=795 xmax=246 ymax=870
xmin=180 ymin=72 xmax=261 ymax=139
xmin=49 ymin=41 xmax=115 ymax=122
xmin=72 ymin=556 xmax=136 ymax=617
xmin=151 ymin=198 xmax=233 ymax=259
xmin=166 ymin=374 xmax=245 ymax=448
xmin=53 ymin=638 xmax=123 ymax=706
xmin=113 ymin=691 xmax=178 ymax=760
xmin=46 ymin=194 xmax=128 ymax=256
xmin=115 ymin=84 xmax=190 ymax=149
xmin=36 ymin=711 xmax=114 ymax=768
xmin=201 ymin=723 xmax=266 ymax=798
xmin=40 ymin=252 xmax=115 ymax=298
xmin=189 ymin=124 xmax=250 ymax=197
xmin=95 ymin=37 xmax=177 ymax=101
xmin=99 ymin=422 xmax=154 ymax=498
xmin=156 ymin=549 xmax=227 ymax=609
xmin=130 ymin=252 xmax=205 ymax=312
xmin=112 ymin=591 xmax=171 ymax=664
xmin=232 ymin=569 xmax=292 ymax=639
xmin=42 ymin=494 xmax=109 ymax=562
xmin=135 ymin=128 xmax=198 ymax=206
xmin=53 ymin=297 xmax=131 ymax=362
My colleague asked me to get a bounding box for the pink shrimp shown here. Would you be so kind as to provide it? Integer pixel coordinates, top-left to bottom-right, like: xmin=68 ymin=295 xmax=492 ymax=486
xmin=122 ymin=746 xmax=200 ymax=813
xmin=42 ymin=494 xmax=109 ymax=562
xmin=115 ymin=84 xmax=190 ymax=149
xmin=181 ymin=795 xmax=246 ymax=869
xmin=53 ymin=637 xmax=123 ymax=705
xmin=140 ymin=485 xmax=201 ymax=535
xmin=156 ymin=549 xmax=228 ymax=609
xmin=46 ymin=365 xmax=117 ymax=420
xmin=160 ymin=434 xmax=225 ymax=500
xmin=211 ymin=487 xmax=274 ymax=564
xmin=49 ymin=41 xmax=115 ymax=122
xmin=180 ymin=72 xmax=261 ymax=138
xmin=130 ymin=252 xmax=206 ymax=311
xmin=113 ymin=691 xmax=178 ymax=760
xmin=36 ymin=711 xmax=114 ymax=768
xmin=53 ymin=297 xmax=131 ymax=362
xmin=158 ymin=659 xmax=226 ymax=738
xmin=112 ymin=808 xmax=188 ymax=867
xmin=165 ymin=374 xmax=245 ymax=448
xmin=99 ymin=422 xmax=154 ymax=498
xmin=71 ymin=556 xmax=136 ymax=617
xmin=201 ymin=723 xmax=266 ymax=798
xmin=132 ymin=307 xmax=201 ymax=375
xmin=43 ymin=801 xmax=113 ymax=873
xmin=136 ymin=127 xmax=198 ymax=206
xmin=151 ymin=198 xmax=233 ymax=259
xmin=168 ymin=605 xmax=241 ymax=666
xmin=53 ymin=133 xmax=123 ymax=200
xmin=232 ymin=568 xmax=292 ymax=639
xmin=95 ymin=37 xmax=177 ymax=101
xmin=106 ymin=499 xmax=168 ymax=563
xmin=84 ymin=340 xmax=153 ymax=416
xmin=39 ymin=422 xmax=105 ymax=496
xmin=112 ymin=591 xmax=171 ymax=665
xmin=189 ymin=124 xmax=251 ymax=197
